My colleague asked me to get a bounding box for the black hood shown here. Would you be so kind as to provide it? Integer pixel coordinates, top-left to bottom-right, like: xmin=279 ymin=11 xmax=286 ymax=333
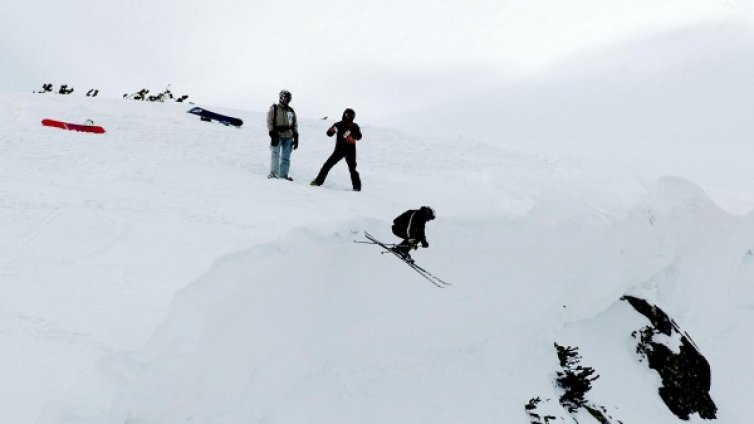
xmin=342 ymin=108 xmax=355 ymax=122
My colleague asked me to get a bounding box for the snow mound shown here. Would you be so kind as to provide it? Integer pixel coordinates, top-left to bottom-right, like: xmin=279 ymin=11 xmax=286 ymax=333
xmin=102 ymin=177 xmax=754 ymax=423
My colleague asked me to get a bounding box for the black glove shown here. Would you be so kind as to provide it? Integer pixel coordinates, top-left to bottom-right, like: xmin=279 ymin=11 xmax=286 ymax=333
xmin=293 ymin=133 xmax=299 ymax=150
xmin=421 ymin=240 xmax=429 ymax=248
xmin=269 ymin=131 xmax=279 ymax=147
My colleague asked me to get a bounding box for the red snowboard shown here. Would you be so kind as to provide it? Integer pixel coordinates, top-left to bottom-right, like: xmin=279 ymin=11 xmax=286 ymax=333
xmin=42 ymin=119 xmax=106 ymax=134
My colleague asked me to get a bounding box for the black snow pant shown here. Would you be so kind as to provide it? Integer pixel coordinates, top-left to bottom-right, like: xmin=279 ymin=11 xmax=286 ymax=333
xmin=391 ymin=225 xmax=416 ymax=255
xmin=313 ymin=143 xmax=361 ymax=190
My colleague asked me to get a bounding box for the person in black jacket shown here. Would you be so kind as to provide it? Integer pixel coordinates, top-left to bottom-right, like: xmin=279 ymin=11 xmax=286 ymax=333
xmin=390 ymin=206 xmax=436 ymax=262
xmin=310 ymin=108 xmax=362 ymax=191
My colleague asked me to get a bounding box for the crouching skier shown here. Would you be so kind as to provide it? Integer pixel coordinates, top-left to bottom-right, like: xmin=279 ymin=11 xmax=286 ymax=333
xmin=390 ymin=206 xmax=436 ymax=263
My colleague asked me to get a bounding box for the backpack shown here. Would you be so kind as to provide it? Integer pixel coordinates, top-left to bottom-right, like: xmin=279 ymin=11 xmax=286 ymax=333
xmin=271 ymin=104 xmax=297 ymax=133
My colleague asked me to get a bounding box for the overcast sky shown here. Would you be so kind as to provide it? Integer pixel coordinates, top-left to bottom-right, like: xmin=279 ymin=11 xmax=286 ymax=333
xmin=2 ymin=0 xmax=752 ymax=133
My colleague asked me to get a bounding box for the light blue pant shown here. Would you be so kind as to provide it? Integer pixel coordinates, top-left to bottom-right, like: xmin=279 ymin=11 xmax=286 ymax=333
xmin=270 ymin=137 xmax=294 ymax=178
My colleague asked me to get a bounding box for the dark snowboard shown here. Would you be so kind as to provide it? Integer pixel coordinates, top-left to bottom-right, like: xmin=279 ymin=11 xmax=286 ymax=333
xmin=187 ymin=107 xmax=243 ymax=127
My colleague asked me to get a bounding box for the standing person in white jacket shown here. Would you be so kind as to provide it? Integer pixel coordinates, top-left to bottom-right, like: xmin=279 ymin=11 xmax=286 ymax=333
xmin=267 ymin=89 xmax=299 ymax=180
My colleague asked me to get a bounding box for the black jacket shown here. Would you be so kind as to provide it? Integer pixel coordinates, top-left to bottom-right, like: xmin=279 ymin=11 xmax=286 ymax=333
xmin=326 ymin=109 xmax=362 ymax=146
xmin=392 ymin=209 xmax=431 ymax=246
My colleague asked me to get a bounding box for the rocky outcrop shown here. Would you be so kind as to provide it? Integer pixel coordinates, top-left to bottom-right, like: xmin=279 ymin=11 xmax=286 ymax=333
xmin=555 ymin=344 xmax=599 ymax=413
xmin=525 ymin=397 xmax=564 ymax=424
xmin=526 ymin=344 xmax=623 ymax=424
xmin=622 ymin=295 xmax=717 ymax=420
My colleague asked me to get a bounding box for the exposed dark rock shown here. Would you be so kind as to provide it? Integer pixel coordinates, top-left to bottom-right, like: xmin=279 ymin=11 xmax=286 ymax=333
xmin=527 ymin=344 xmax=624 ymax=423
xmin=35 ymin=83 xmax=53 ymax=93
xmin=555 ymin=344 xmax=599 ymax=413
xmin=58 ymin=84 xmax=74 ymax=95
xmin=124 ymin=87 xmax=190 ymax=103
xmin=622 ymin=295 xmax=717 ymax=420
xmin=583 ymin=403 xmax=624 ymax=424
xmin=525 ymin=397 xmax=564 ymax=424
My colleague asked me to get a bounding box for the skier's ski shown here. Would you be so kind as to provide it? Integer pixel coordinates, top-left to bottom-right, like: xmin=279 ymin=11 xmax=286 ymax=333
xmin=362 ymin=232 xmax=450 ymax=288
xmin=406 ymin=260 xmax=450 ymax=287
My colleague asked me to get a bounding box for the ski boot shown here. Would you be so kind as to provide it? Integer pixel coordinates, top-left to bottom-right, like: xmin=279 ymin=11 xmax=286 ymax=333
xmin=390 ymin=246 xmax=414 ymax=264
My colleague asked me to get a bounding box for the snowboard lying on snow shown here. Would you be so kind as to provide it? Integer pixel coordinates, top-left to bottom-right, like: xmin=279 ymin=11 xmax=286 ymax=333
xmin=41 ymin=119 xmax=106 ymax=134
xmin=187 ymin=107 xmax=243 ymax=127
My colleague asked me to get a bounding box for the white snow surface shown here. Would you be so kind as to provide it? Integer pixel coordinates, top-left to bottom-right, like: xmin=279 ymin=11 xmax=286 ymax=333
xmin=2 ymin=75 xmax=754 ymax=424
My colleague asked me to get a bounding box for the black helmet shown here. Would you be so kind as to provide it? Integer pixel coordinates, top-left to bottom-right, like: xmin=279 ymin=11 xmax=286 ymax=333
xmin=279 ymin=90 xmax=292 ymax=102
xmin=342 ymin=108 xmax=355 ymax=121
xmin=421 ymin=206 xmax=435 ymax=220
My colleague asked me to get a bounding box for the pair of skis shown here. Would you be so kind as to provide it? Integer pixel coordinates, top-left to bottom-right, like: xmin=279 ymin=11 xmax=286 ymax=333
xmin=358 ymin=232 xmax=450 ymax=288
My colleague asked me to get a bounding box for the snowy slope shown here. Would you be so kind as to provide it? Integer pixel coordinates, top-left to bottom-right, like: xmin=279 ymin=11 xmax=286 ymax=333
xmin=1 ymin=90 xmax=753 ymax=423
